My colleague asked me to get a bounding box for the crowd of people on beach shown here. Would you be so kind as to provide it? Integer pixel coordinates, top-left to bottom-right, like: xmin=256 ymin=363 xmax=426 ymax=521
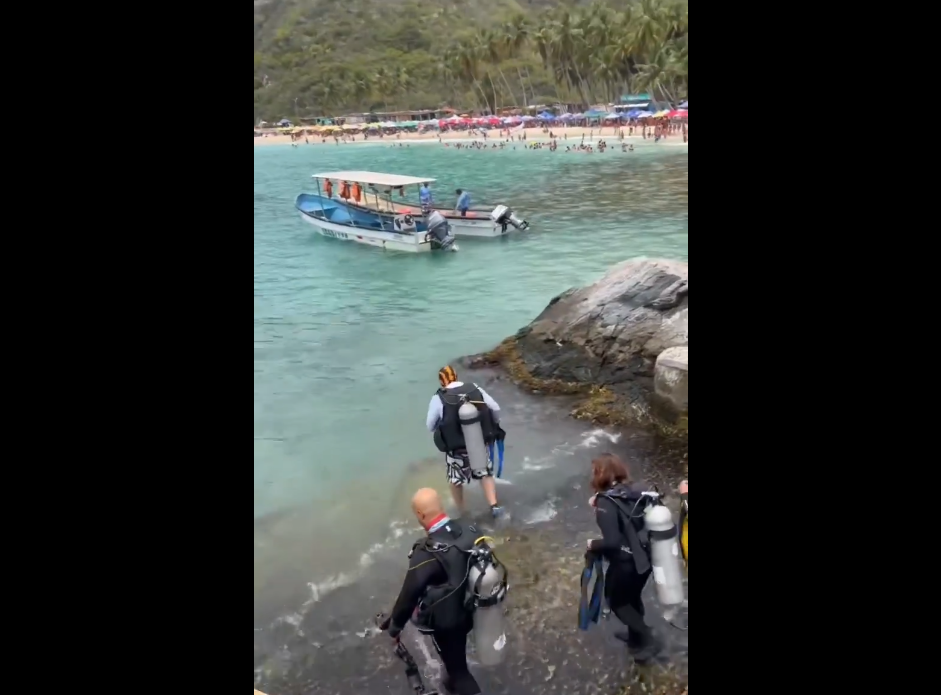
xmin=276 ymin=120 xmax=687 ymax=151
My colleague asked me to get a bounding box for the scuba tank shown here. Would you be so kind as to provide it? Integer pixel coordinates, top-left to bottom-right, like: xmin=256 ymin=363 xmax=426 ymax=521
xmin=459 ymin=402 xmax=491 ymax=474
xmin=643 ymin=500 xmax=686 ymax=608
xmin=679 ymin=492 xmax=688 ymax=569
xmin=465 ymin=539 xmax=509 ymax=666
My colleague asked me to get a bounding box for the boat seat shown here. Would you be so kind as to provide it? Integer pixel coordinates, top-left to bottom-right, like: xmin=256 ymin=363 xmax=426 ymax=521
xmin=326 ymin=208 xmax=353 ymax=224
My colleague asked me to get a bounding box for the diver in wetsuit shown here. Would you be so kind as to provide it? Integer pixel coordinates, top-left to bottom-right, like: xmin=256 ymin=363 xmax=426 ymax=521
xmin=380 ymin=488 xmax=482 ymax=695
xmin=587 ymin=453 xmax=663 ymax=663
xmin=427 ymin=366 xmax=505 ymax=518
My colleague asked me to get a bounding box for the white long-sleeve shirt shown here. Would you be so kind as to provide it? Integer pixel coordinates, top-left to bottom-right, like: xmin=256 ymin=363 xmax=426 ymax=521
xmin=426 ymin=382 xmax=501 ymax=432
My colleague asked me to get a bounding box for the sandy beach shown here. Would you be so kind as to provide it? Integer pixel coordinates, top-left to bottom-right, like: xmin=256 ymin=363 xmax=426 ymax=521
xmin=254 ymin=126 xmax=687 ymax=147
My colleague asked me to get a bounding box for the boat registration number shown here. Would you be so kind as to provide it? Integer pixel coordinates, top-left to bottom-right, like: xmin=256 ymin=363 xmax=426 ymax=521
xmin=323 ymin=230 xmax=349 ymax=240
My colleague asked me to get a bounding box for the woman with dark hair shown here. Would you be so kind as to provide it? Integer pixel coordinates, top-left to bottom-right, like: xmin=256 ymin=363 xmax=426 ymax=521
xmin=587 ymin=453 xmax=661 ymax=662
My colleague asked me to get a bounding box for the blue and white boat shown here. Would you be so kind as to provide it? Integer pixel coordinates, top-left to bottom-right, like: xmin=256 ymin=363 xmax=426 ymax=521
xmin=296 ymin=171 xmax=456 ymax=253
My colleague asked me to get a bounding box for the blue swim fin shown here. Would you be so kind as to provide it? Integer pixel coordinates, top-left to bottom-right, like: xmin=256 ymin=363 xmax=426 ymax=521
xmin=578 ymin=561 xmax=594 ymax=631
xmin=488 ymin=442 xmax=495 ymax=470
xmin=497 ymin=440 xmax=505 ymax=478
xmin=579 ymin=553 xmax=605 ymax=630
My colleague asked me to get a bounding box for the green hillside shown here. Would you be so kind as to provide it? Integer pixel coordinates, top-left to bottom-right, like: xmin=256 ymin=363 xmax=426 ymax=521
xmin=253 ymin=0 xmax=688 ymax=123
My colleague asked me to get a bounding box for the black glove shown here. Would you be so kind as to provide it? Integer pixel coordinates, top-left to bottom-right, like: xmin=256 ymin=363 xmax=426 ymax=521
xmin=388 ymin=623 xmax=403 ymax=640
xmin=377 ymin=614 xmax=391 ymax=631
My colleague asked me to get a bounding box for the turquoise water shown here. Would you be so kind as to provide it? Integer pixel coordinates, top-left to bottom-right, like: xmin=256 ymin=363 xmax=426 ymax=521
xmin=253 ymin=141 xmax=688 ymax=615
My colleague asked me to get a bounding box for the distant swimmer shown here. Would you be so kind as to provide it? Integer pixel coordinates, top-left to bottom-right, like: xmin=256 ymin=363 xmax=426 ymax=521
xmin=428 ymin=366 xmax=505 ymax=518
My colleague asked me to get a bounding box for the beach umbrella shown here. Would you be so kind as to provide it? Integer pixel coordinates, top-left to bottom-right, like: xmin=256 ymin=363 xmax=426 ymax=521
xmin=668 ymin=110 xmax=688 ymax=119
xmin=678 ymin=101 xmax=688 ymax=109
xmin=626 ymin=110 xmax=641 ymax=119
xmin=653 ymin=110 xmax=670 ymax=118
xmin=521 ymin=115 xmax=536 ymax=121
xmin=538 ymin=111 xmax=556 ymax=120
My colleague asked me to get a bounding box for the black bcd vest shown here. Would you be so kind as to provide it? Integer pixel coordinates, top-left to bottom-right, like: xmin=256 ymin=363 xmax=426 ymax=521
xmin=598 ymin=484 xmax=662 ymax=575
xmin=411 ymin=521 xmax=478 ymax=633
xmin=433 ymin=384 xmax=497 ymax=454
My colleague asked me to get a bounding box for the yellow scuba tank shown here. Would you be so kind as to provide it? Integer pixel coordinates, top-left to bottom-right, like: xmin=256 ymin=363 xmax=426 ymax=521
xmin=679 ymin=493 xmax=688 ymax=569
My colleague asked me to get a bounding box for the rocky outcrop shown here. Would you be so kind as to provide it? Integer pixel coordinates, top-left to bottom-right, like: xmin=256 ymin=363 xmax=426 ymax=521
xmin=478 ymin=258 xmax=688 ymax=429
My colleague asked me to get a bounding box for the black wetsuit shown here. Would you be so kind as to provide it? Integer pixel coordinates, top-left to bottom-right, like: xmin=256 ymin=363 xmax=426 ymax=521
xmin=589 ymin=484 xmax=656 ymax=650
xmin=388 ymin=521 xmax=481 ymax=695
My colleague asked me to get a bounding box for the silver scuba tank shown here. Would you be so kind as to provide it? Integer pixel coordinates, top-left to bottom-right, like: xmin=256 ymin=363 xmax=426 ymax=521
xmin=643 ymin=503 xmax=686 ymax=607
xmin=466 ymin=542 xmax=508 ymax=666
xmin=459 ymin=401 xmax=490 ymax=474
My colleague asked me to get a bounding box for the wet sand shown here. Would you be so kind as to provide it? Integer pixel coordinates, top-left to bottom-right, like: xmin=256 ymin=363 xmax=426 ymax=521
xmin=254 ymin=367 xmax=689 ymax=695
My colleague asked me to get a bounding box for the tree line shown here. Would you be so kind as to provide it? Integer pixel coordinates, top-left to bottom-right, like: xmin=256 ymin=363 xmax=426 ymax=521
xmin=253 ymin=0 xmax=688 ymax=122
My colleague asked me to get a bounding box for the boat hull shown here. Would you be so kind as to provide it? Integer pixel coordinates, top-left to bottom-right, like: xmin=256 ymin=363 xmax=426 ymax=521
xmin=298 ymin=212 xmax=432 ymax=253
xmin=448 ymin=216 xmax=512 ymax=238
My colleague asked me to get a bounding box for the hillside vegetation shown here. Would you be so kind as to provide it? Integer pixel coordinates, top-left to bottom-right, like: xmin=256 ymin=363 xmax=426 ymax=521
xmin=253 ymin=0 xmax=688 ymax=123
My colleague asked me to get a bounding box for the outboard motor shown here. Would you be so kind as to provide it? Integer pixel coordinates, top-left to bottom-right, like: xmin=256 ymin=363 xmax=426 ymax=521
xmin=394 ymin=214 xmax=417 ymax=234
xmin=426 ymin=211 xmax=457 ymax=252
xmin=490 ymin=205 xmax=530 ymax=234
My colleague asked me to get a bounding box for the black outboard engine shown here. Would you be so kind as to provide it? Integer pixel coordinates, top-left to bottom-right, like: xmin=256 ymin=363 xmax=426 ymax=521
xmin=426 ymin=211 xmax=457 ymax=252
xmin=490 ymin=205 xmax=530 ymax=234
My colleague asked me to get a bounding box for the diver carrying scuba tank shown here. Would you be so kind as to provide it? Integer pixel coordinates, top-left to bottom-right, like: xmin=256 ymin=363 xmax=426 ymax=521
xmin=379 ymin=488 xmax=509 ymax=695
xmin=585 ymin=454 xmax=686 ymax=663
xmin=427 ymin=366 xmax=506 ymax=519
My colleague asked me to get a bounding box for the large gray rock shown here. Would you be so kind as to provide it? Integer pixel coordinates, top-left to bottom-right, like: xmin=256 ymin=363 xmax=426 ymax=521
xmin=515 ymin=259 xmax=688 ymax=407
xmin=653 ymin=346 xmax=689 ymax=426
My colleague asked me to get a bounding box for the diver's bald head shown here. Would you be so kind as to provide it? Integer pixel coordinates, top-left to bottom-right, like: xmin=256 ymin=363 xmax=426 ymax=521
xmin=412 ymin=488 xmax=445 ymax=529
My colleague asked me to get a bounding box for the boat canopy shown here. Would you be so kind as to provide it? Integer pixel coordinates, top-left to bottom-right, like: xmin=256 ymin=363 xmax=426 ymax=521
xmin=311 ymin=171 xmax=436 ymax=187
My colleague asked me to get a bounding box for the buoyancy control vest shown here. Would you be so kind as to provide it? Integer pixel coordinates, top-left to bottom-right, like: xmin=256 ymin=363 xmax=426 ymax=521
xmin=411 ymin=520 xmax=479 ymax=633
xmin=433 ymin=383 xmax=498 ymax=454
xmin=597 ymin=484 xmax=655 ymax=575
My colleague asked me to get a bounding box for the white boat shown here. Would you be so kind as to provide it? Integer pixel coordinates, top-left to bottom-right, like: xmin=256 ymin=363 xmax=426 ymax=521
xmin=298 ymin=171 xmax=530 ymax=248
xmin=296 ymin=172 xmax=448 ymax=253
xmin=365 ymin=201 xmax=530 ymax=239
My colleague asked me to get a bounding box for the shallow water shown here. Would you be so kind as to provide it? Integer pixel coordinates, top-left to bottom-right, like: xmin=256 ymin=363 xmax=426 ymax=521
xmin=253 ymin=141 xmax=688 ymax=630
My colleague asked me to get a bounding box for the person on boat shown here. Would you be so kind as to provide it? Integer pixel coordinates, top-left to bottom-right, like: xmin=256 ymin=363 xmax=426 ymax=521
xmin=427 ymin=366 xmax=505 ymax=519
xmin=324 ymin=179 xmax=334 ymax=199
xmin=419 ymin=183 xmax=434 ymax=214
xmin=455 ymin=189 xmax=471 ymax=218
xmin=352 ymin=182 xmax=363 ymax=204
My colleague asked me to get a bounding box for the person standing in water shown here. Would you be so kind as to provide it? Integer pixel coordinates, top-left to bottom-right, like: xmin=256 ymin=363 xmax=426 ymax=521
xmin=427 ymin=366 xmax=504 ymax=518
xmin=380 ymin=488 xmax=483 ymax=695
